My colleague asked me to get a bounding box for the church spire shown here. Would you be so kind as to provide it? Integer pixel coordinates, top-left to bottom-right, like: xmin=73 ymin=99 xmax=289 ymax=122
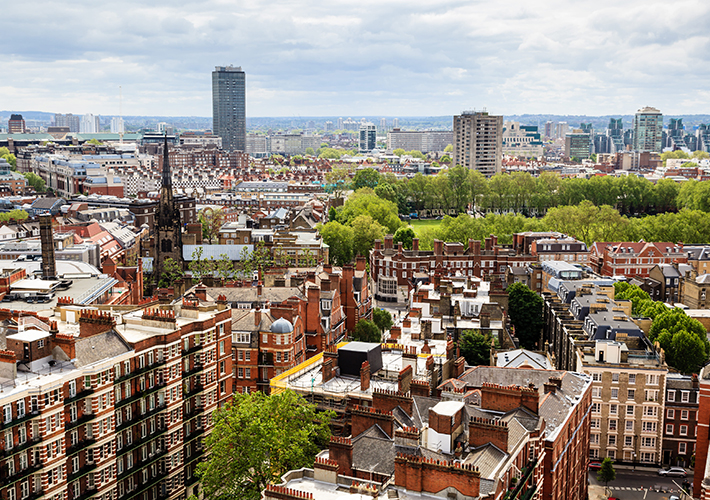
xmin=162 ymin=132 xmax=172 ymax=189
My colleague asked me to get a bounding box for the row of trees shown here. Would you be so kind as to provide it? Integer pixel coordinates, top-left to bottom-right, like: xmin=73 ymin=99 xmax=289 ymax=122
xmin=416 ymin=205 xmax=710 ymax=249
xmin=157 ymin=243 xmax=317 ymax=288
xmin=615 ymin=282 xmax=709 ymax=373
xmin=329 ymin=166 xmax=710 ymax=217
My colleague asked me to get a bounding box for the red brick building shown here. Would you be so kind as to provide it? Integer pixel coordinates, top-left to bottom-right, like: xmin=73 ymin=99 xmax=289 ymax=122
xmin=590 ymin=241 xmax=688 ymax=278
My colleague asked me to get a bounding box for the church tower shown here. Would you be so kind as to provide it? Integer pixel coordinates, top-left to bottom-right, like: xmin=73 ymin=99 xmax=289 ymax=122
xmin=154 ymin=134 xmax=183 ymax=286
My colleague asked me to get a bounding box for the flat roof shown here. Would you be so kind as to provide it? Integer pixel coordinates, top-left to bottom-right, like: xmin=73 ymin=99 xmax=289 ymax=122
xmin=7 ymin=330 xmax=50 ymax=342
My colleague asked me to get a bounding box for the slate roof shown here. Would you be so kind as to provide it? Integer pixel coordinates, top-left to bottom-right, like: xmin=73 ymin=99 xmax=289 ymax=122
xmin=209 ymin=286 xmax=304 ymax=305
xmin=74 ymin=330 xmax=131 ymax=367
xmin=352 ymin=426 xmax=396 ymax=475
xmin=465 ymin=444 xmax=508 ymax=478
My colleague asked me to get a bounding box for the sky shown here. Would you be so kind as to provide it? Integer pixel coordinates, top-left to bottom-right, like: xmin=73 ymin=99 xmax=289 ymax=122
xmin=2 ymin=0 xmax=710 ymax=118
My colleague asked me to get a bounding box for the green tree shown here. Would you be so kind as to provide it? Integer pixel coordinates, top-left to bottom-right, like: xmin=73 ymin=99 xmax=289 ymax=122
xmin=318 ymin=222 xmax=354 ymax=266
xmin=507 ymin=282 xmax=544 ymax=349
xmin=214 ymin=254 xmax=235 ymax=281
xmin=444 ymin=144 xmax=453 ymax=153
xmin=440 ymin=154 xmax=452 ymax=163
xmin=196 ymin=390 xmax=333 ymax=500
xmin=596 ymin=457 xmax=616 ymax=491
xmin=352 ymin=319 xmax=381 ymax=342
xmin=669 ymin=330 xmax=708 ymax=374
xmin=339 ymin=188 xmax=402 ymax=234
xmin=351 ymin=168 xmax=380 ymax=190
xmin=393 ymin=148 xmax=406 ymax=157
xmin=305 ymin=147 xmax=315 ymax=155
xmin=188 ymin=247 xmax=214 ymax=281
xmin=86 ymin=138 xmax=102 ymax=145
xmin=649 ymin=308 xmax=709 ymax=372
xmin=0 ymin=147 xmax=17 ymax=169
xmin=23 ymin=172 xmax=46 ymax=192
xmin=393 ymin=227 xmax=416 ymax=250
xmin=199 ymin=208 xmax=225 ymax=244
xmin=247 ymin=241 xmax=274 ymax=275
xmin=459 ymin=330 xmax=492 ymax=366
xmin=373 ymin=308 xmax=393 ymax=334
xmin=158 ymin=257 xmax=184 ymax=288
xmin=351 ymin=214 xmax=385 ymax=257
xmin=325 ymin=167 xmax=350 ymax=200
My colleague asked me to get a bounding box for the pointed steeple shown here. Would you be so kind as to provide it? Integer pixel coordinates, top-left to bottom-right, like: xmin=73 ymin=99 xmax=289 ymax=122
xmin=162 ymin=132 xmax=171 ymax=189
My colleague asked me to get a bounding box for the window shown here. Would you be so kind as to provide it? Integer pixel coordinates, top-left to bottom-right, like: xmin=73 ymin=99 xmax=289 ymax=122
xmin=590 ymin=434 xmax=599 ymax=444
xmin=625 ymin=436 xmax=633 ymax=447
xmin=681 ymin=410 xmax=689 ymax=420
xmin=592 ymin=373 xmax=601 ymax=382
xmin=609 ymin=419 xmax=617 ymax=431
xmin=666 ymin=424 xmax=674 ymax=434
xmin=219 ymin=341 xmax=225 ymax=356
xmin=3 ymin=405 xmax=11 ymax=423
xmin=591 ymin=418 xmax=600 ymax=429
xmin=592 ymin=387 xmax=601 ymax=398
xmin=642 ymin=421 xmax=657 ymax=433
xmin=611 ymin=388 xmax=618 ymax=399
xmin=641 ymin=437 xmax=656 ymax=448
xmin=667 ymin=391 xmax=676 ymax=402
xmin=679 ymin=442 xmax=687 ymax=454
xmin=681 ymin=391 xmax=690 ymax=403
xmin=667 ymin=409 xmax=675 ymax=419
xmin=610 ymin=404 xmax=618 ymax=415
xmin=626 ymin=405 xmax=634 ymax=416
xmin=612 ymin=373 xmax=619 ymax=383
xmin=592 ymin=403 xmax=601 ymax=413
xmin=627 ymin=389 xmax=635 ymax=400
xmin=18 ymin=427 xmax=25 ymax=445
xmin=680 ymin=425 xmax=688 ymax=436
xmin=628 ymin=374 xmax=636 ymax=384
xmin=608 ymin=450 xmax=616 ymax=459
xmin=643 ymin=406 xmax=659 ymax=418
xmin=608 ymin=435 xmax=616 ymax=446
xmin=646 ymin=374 xmax=659 ymax=386
xmin=625 ymin=420 xmax=634 ymax=431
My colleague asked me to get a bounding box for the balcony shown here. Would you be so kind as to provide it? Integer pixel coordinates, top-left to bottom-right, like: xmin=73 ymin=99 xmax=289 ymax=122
xmin=116 ymin=381 xmax=166 ymax=409
xmin=503 ymin=459 xmax=538 ymax=500
xmin=0 ymin=410 xmax=42 ymax=431
xmin=182 ymin=343 xmax=204 ymax=356
xmin=184 ymin=384 xmax=205 ymax=398
xmin=116 ymin=427 xmax=168 ymax=459
xmin=66 ymin=437 xmax=96 ymax=456
xmin=2 ymin=463 xmax=42 ymax=484
xmin=1 ymin=436 xmax=41 ymax=458
xmin=66 ymin=412 xmax=97 ymax=431
xmin=116 ymin=403 xmax=167 ymax=431
xmin=184 ymin=405 xmax=204 ymax=421
xmin=116 ymin=359 xmax=167 ymax=383
xmin=125 ymin=469 xmax=168 ymax=500
xmin=182 ymin=363 xmax=204 ymax=377
xmin=68 ymin=462 xmax=98 ymax=482
xmin=64 ymin=388 xmax=94 ymax=405
xmin=73 ymin=487 xmax=98 ymax=500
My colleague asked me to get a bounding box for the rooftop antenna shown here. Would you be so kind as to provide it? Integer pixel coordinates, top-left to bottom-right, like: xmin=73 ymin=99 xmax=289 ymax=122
xmin=119 ymin=85 xmax=124 ymax=144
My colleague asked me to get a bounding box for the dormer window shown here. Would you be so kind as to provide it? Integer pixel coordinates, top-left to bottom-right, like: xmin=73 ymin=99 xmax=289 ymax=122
xmin=321 ymin=300 xmax=332 ymax=311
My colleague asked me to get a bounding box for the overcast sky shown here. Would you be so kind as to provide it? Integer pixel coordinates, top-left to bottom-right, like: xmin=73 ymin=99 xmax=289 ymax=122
xmin=2 ymin=0 xmax=709 ymax=118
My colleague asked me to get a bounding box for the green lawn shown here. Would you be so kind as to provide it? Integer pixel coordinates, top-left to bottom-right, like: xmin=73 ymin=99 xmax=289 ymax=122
xmin=409 ymin=218 xmax=443 ymax=236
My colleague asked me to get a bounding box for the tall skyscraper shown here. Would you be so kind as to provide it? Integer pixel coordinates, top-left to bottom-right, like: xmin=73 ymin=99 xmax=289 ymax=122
xmin=633 ymin=106 xmax=663 ymax=152
xmin=55 ymin=113 xmax=80 ymax=132
xmin=380 ymin=117 xmax=387 ymax=131
xmin=359 ymin=123 xmax=377 ymax=152
xmin=212 ymin=65 xmax=246 ymax=151
xmin=110 ymin=116 xmax=125 ymax=134
xmin=453 ymin=110 xmax=503 ymax=177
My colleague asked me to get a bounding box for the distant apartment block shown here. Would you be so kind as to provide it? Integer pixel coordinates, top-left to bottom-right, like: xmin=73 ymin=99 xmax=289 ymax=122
xmin=633 ymin=107 xmax=663 ymax=153
xmin=212 ymin=65 xmax=246 ymax=151
xmin=358 ymin=123 xmax=376 ymax=153
xmin=565 ymin=131 xmax=591 ymax=160
xmin=386 ymin=129 xmax=453 ymax=153
xmin=453 ymin=111 xmax=502 ymax=177
xmin=8 ymin=115 xmax=26 ymax=134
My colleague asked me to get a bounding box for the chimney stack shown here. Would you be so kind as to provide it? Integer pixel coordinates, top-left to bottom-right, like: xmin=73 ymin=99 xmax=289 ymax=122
xmin=39 ymin=214 xmax=56 ymax=280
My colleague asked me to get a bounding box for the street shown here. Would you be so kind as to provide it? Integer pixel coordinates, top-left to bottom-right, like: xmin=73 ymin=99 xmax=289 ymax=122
xmin=589 ymin=468 xmax=690 ymax=500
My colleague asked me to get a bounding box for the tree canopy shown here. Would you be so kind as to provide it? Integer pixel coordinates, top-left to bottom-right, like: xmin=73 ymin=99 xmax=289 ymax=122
xmin=459 ymin=330 xmax=492 ymax=366
xmin=597 ymin=457 xmax=616 ymax=489
xmin=352 ymin=319 xmax=381 ymax=342
xmin=507 ymin=282 xmax=544 ymax=349
xmin=351 ymin=168 xmax=380 ymax=190
xmin=649 ymin=308 xmax=709 ymax=373
xmin=197 ymin=390 xmax=333 ymax=500
xmin=373 ymin=308 xmax=393 ymax=334
xmin=0 ymin=147 xmax=17 ymax=169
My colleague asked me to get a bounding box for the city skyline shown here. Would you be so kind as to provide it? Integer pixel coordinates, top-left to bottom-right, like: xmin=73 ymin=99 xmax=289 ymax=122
xmin=2 ymin=0 xmax=709 ymax=117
